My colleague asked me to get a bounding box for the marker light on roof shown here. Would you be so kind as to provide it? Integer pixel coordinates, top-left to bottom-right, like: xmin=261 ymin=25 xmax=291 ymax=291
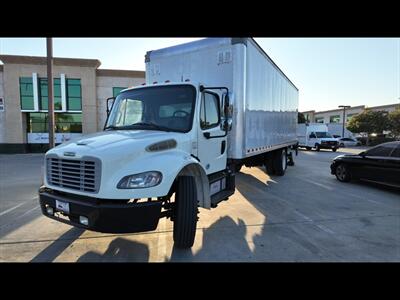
xmin=153 ymin=81 xmax=158 ymax=84
xmin=185 ymin=79 xmax=190 ymax=82
xmin=165 ymin=80 xmax=170 ymax=83
xmin=141 ymin=83 xmax=146 ymax=85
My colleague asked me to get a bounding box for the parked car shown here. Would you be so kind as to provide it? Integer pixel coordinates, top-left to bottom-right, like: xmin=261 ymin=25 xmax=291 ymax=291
xmin=337 ymin=137 xmax=361 ymax=147
xmin=330 ymin=141 xmax=400 ymax=188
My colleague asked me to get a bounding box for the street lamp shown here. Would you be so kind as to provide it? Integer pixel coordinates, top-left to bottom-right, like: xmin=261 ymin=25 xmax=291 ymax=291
xmin=338 ymin=105 xmax=351 ymax=138
xmin=47 ymin=38 xmax=55 ymax=149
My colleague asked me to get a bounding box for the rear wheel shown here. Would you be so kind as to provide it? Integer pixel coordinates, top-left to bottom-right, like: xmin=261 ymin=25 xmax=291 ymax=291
xmin=332 ymin=148 xmax=337 ymax=152
xmin=335 ymin=163 xmax=351 ymax=182
xmin=273 ymin=149 xmax=287 ymax=176
xmin=173 ymin=176 xmax=198 ymax=249
xmin=315 ymin=144 xmax=320 ymax=152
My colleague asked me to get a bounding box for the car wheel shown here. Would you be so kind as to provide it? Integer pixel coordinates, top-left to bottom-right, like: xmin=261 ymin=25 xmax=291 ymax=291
xmin=173 ymin=176 xmax=198 ymax=249
xmin=332 ymin=148 xmax=337 ymax=152
xmin=335 ymin=163 xmax=351 ymax=182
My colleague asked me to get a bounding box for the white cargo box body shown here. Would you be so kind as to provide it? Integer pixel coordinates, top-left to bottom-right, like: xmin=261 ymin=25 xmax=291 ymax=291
xmin=146 ymin=38 xmax=299 ymax=159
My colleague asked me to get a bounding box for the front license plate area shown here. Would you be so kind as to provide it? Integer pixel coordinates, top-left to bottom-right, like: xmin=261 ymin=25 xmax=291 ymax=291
xmin=55 ymin=200 xmax=70 ymax=214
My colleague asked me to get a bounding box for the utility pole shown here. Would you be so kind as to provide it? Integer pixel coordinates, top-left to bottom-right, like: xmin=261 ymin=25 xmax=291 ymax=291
xmin=339 ymin=105 xmax=350 ymax=138
xmin=47 ymin=38 xmax=55 ymax=149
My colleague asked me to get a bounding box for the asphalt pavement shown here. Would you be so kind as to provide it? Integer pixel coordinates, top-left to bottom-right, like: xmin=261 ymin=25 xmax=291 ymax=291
xmin=0 ymin=147 xmax=399 ymax=262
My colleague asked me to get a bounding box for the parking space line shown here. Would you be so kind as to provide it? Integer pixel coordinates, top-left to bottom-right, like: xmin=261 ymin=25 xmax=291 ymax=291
xmin=298 ymin=177 xmax=334 ymax=191
xmin=14 ymin=205 xmax=40 ymax=220
xmin=0 ymin=203 xmax=25 ymax=217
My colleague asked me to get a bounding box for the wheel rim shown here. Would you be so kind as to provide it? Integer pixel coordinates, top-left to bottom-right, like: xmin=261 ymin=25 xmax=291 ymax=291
xmin=336 ymin=164 xmax=346 ymax=180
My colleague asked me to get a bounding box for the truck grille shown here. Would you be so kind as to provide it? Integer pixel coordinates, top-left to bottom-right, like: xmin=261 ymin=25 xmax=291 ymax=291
xmin=46 ymin=157 xmax=101 ymax=193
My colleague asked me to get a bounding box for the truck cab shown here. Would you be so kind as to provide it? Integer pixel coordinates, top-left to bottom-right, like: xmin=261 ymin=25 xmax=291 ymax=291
xmin=39 ymin=82 xmax=234 ymax=248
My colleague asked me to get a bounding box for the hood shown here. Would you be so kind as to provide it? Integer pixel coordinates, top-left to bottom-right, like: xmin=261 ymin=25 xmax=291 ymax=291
xmin=47 ymin=130 xmax=190 ymax=160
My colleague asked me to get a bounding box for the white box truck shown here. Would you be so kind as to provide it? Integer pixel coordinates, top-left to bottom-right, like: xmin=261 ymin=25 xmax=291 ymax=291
xmin=39 ymin=38 xmax=299 ymax=248
xmin=297 ymin=123 xmax=339 ymax=151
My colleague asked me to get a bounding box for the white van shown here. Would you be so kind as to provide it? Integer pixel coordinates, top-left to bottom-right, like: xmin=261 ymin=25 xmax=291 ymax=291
xmin=297 ymin=123 xmax=339 ymax=152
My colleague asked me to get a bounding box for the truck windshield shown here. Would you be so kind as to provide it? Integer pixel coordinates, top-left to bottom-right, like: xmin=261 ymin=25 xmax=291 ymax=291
xmin=315 ymin=132 xmax=333 ymax=138
xmin=105 ymin=85 xmax=196 ymax=133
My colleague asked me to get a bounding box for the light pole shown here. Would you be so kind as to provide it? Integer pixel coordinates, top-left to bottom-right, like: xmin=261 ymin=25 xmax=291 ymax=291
xmin=339 ymin=105 xmax=350 ymax=138
xmin=47 ymin=38 xmax=55 ymax=149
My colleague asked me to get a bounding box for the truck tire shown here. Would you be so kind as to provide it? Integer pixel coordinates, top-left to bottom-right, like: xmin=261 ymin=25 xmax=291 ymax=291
xmin=315 ymin=144 xmax=320 ymax=152
xmin=173 ymin=176 xmax=198 ymax=249
xmin=235 ymin=164 xmax=242 ymax=173
xmin=265 ymin=161 xmax=275 ymax=175
xmin=273 ymin=149 xmax=287 ymax=176
xmin=332 ymin=148 xmax=337 ymax=152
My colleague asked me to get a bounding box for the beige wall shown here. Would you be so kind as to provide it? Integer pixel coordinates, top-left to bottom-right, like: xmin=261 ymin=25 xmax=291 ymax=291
xmin=303 ymin=104 xmax=399 ymax=124
xmin=96 ymin=76 xmax=144 ymax=131
xmin=1 ymin=63 xmax=98 ymax=143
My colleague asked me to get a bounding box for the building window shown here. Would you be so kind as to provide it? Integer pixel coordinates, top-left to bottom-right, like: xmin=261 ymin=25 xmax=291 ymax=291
xmin=27 ymin=112 xmax=82 ymax=133
xmin=330 ymin=115 xmax=341 ymax=123
xmin=20 ymin=77 xmax=35 ymax=110
xmin=315 ymin=117 xmax=324 ymax=123
xmin=67 ymin=79 xmax=82 ymax=111
xmin=113 ymin=87 xmax=127 ymax=97
xmin=38 ymin=78 xmax=62 ymax=110
xmin=347 ymin=113 xmax=356 ymax=122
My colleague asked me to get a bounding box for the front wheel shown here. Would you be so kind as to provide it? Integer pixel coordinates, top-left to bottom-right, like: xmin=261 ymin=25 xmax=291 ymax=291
xmin=173 ymin=176 xmax=198 ymax=249
xmin=335 ymin=163 xmax=351 ymax=182
xmin=315 ymin=144 xmax=320 ymax=152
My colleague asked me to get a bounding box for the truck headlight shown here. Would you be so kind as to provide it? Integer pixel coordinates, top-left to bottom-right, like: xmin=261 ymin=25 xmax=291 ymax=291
xmin=117 ymin=171 xmax=162 ymax=189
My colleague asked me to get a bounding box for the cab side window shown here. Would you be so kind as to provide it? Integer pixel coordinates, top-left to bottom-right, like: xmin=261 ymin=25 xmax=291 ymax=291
xmin=200 ymin=92 xmax=220 ymax=130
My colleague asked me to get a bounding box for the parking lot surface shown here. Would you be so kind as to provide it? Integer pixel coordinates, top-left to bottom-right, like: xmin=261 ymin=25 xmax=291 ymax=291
xmin=0 ymin=148 xmax=399 ymax=262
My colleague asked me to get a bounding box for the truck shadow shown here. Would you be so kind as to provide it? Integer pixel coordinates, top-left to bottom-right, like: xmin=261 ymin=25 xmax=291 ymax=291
xmin=169 ymin=216 xmax=253 ymax=262
xmin=77 ymin=237 xmax=149 ymax=262
xmin=168 ymin=171 xmax=282 ymax=262
xmin=31 ymin=227 xmax=85 ymax=262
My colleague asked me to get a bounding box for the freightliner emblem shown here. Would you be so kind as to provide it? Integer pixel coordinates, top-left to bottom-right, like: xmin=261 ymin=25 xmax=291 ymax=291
xmin=64 ymin=152 xmax=76 ymax=157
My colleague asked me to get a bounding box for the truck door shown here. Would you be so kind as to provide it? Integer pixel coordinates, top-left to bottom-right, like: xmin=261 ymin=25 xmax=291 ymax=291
xmin=308 ymin=132 xmax=317 ymax=147
xmin=197 ymin=91 xmax=228 ymax=174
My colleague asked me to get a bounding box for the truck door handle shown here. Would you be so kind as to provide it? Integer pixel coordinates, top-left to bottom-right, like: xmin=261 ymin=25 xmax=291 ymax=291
xmin=221 ymin=141 xmax=226 ymax=154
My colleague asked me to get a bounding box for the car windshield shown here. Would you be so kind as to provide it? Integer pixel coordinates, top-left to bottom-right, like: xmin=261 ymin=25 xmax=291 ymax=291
xmin=105 ymin=85 xmax=196 ymax=133
xmin=315 ymin=132 xmax=332 ymax=138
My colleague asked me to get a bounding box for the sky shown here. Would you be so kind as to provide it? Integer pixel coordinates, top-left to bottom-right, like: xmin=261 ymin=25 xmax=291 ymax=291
xmin=0 ymin=37 xmax=399 ymax=112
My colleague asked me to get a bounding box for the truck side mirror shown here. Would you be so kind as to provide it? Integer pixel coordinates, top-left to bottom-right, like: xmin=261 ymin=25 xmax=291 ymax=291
xmin=106 ymin=97 xmax=115 ymax=116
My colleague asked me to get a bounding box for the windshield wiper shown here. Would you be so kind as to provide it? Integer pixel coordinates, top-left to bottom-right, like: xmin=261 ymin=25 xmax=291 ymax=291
xmin=127 ymin=122 xmax=172 ymax=132
xmin=104 ymin=125 xmax=122 ymax=131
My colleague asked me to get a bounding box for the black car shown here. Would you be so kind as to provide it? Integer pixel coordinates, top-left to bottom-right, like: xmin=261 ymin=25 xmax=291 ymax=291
xmin=330 ymin=141 xmax=400 ymax=188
